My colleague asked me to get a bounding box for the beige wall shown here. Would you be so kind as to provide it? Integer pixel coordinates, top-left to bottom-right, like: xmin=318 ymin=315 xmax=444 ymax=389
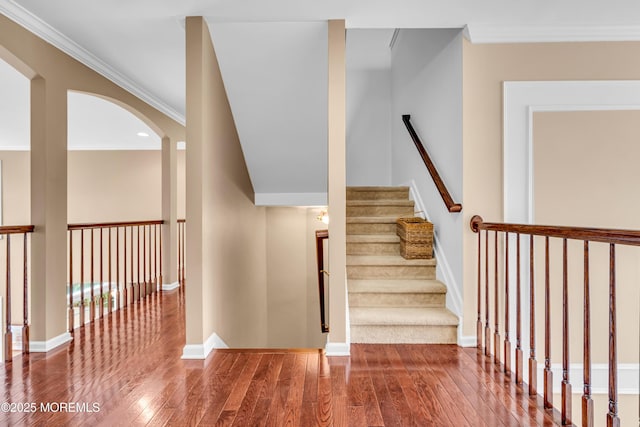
xmin=462 ymin=40 xmax=640 ymax=339
xmin=534 ymin=110 xmax=640 ymax=364
xmin=68 ymin=151 xmax=161 ymax=223
xmin=0 ymin=149 xmax=186 ymax=325
xmin=462 ymin=42 xmax=640 ymax=423
xmin=534 ymin=111 xmax=639 ymax=425
xmin=0 ymin=149 xmax=182 ymax=225
xmin=185 ymin=16 xmax=268 ymax=349
xmin=266 ymin=207 xmax=327 ymax=348
xmin=327 ymin=20 xmax=348 ymax=350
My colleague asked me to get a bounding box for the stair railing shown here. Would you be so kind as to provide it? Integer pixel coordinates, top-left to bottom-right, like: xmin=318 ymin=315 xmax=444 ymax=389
xmin=470 ymin=215 xmax=639 ymax=427
xmin=402 ymin=115 xmax=462 ymax=213
xmin=315 ymin=229 xmax=329 ymax=333
xmin=1 ymin=225 xmax=34 ymax=361
xmin=67 ymin=220 xmax=163 ymax=331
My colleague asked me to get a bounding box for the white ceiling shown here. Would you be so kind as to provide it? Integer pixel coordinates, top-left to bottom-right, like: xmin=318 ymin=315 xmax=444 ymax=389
xmin=1 ymin=0 xmax=640 ymax=200
xmin=4 ymin=0 xmax=640 ymax=124
xmin=209 ymin=22 xmax=328 ymax=197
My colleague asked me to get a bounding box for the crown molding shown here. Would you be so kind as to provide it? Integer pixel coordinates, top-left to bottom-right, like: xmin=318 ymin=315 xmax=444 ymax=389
xmin=465 ymin=23 xmax=640 ymax=44
xmin=0 ymin=0 xmax=185 ymax=125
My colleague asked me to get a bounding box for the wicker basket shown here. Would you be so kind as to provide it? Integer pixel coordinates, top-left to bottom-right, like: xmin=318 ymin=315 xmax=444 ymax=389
xmin=396 ymin=217 xmax=433 ymax=259
xmin=396 ymin=217 xmax=433 ymax=243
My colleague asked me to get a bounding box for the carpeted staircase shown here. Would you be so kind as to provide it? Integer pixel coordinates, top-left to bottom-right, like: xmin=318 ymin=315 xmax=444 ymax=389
xmin=346 ymin=186 xmax=458 ymax=343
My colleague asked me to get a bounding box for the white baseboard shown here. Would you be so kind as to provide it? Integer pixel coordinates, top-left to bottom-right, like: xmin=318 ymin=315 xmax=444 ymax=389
xmin=30 ymin=332 xmax=73 ymax=353
xmin=458 ymin=335 xmax=477 ymax=348
xmin=181 ymin=332 xmax=228 ymax=360
xmin=162 ymin=282 xmax=180 ymax=291
xmin=405 ymin=179 xmax=463 ymax=319
xmin=537 ymin=363 xmax=639 ymax=395
xmin=325 ymin=342 xmax=350 ymax=356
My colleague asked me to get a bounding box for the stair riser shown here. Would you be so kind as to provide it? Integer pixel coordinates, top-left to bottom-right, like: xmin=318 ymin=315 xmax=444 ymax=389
xmin=347 ymin=265 xmax=436 ymax=280
xmin=349 ymin=293 xmax=445 ymax=308
xmin=347 ymin=205 xmax=414 ymax=217
xmin=347 ymin=223 xmax=396 ymax=235
xmin=346 ymin=190 xmax=409 ymax=201
xmin=350 ymin=325 xmax=457 ymax=344
xmin=347 ymin=242 xmax=399 ymax=256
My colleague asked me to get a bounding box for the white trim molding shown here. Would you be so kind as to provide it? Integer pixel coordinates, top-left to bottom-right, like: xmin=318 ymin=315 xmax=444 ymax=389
xmin=162 ymin=281 xmax=180 ymax=291
xmin=0 ymin=0 xmax=184 ymax=125
xmin=465 ymin=24 xmax=640 ymax=44
xmin=502 ymin=80 xmax=640 ymax=391
xmin=458 ymin=335 xmax=477 ymax=348
xmin=325 ymin=342 xmax=350 ymax=357
xmin=254 ymin=192 xmax=327 ymax=207
xmin=537 ymin=363 xmax=639 ymax=395
xmin=503 ymin=80 xmax=640 ymax=224
xmin=30 ymin=332 xmax=73 ymax=353
xmin=181 ymin=332 xmax=228 ymax=360
xmin=405 ymin=179 xmax=468 ymax=347
xmin=406 ymin=181 xmax=463 ymax=315
xmin=326 ymin=280 xmax=351 ymax=357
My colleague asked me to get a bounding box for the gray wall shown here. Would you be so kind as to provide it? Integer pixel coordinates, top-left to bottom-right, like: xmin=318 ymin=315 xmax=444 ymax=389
xmin=390 ymin=29 xmax=464 ymax=314
xmin=346 ymin=29 xmax=393 ymax=186
xmin=346 ymin=68 xmax=392 ymax=186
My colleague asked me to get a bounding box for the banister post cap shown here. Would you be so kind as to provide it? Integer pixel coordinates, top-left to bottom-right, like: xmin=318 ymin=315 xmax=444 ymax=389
xmin=470 ymin=215 xmax=483 ymax=232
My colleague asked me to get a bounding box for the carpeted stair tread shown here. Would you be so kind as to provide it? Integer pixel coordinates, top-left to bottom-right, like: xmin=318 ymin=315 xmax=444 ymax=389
xmin=347 ymin=200 xmax=414 ymax=207
xmin=347 ymin=255 xmax=436 ymax=267
xmin=350 ymin=307 xmax=458 ymax=326
xmin=346 ymin=216 xmax=399 ymax=224
xmin=347 ymin=234 xmax=400 ymax=243
xmin=347 ymin=187 xmax=410 ymax=201
xmin=347 ymin=186 xmax=410 ymax=191
xmin=348 ymin=279 xmax=446 ymax=294
xmin=345 ymin=185 xmax=458 ymax=344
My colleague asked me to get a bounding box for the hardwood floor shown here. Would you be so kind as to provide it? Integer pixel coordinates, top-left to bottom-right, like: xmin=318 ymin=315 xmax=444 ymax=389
xmin=0 ymin=290 xmax=566 ymax=426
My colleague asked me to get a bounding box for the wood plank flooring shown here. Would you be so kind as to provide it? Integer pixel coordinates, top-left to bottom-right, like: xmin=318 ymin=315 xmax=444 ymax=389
xmin=0 ymin=290 xmax=566 ymax=426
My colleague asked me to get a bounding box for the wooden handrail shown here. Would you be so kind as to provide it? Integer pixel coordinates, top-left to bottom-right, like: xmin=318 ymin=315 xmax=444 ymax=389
xmin=68 ymin=219 xmax=163 ymax=230
xmin=0 ymin=225 xmax=35 ymax=235
xmin=402 ymin=115 xmax=462 ymax=213
xmin=315 ymin=229 xmax=329 ymax=333
xmin=470 ymin=214 xmax=627 ymax=427
xmin=470 ymin=216 xmax=640 ymax=246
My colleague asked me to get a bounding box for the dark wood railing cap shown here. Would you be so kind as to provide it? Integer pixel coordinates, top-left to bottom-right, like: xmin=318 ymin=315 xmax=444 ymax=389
xmin=68 ymin=220 xmax=164 ymax=230
xmin=470 ymin=215 xmax=640 ymax=246
xmin=402 ymin=115 xmax=462 ymax=213
xmin=0 ymin=225 xmax=35 ymax=234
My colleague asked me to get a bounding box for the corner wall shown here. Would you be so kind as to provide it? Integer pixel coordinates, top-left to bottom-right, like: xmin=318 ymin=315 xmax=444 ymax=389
xmin=326 ymin=20 xmax=348 ymax=355
xmin=184 ymin=17 xmax=268 ymax=356
xmin=265 ymin=207 xmax=327 ymax=348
